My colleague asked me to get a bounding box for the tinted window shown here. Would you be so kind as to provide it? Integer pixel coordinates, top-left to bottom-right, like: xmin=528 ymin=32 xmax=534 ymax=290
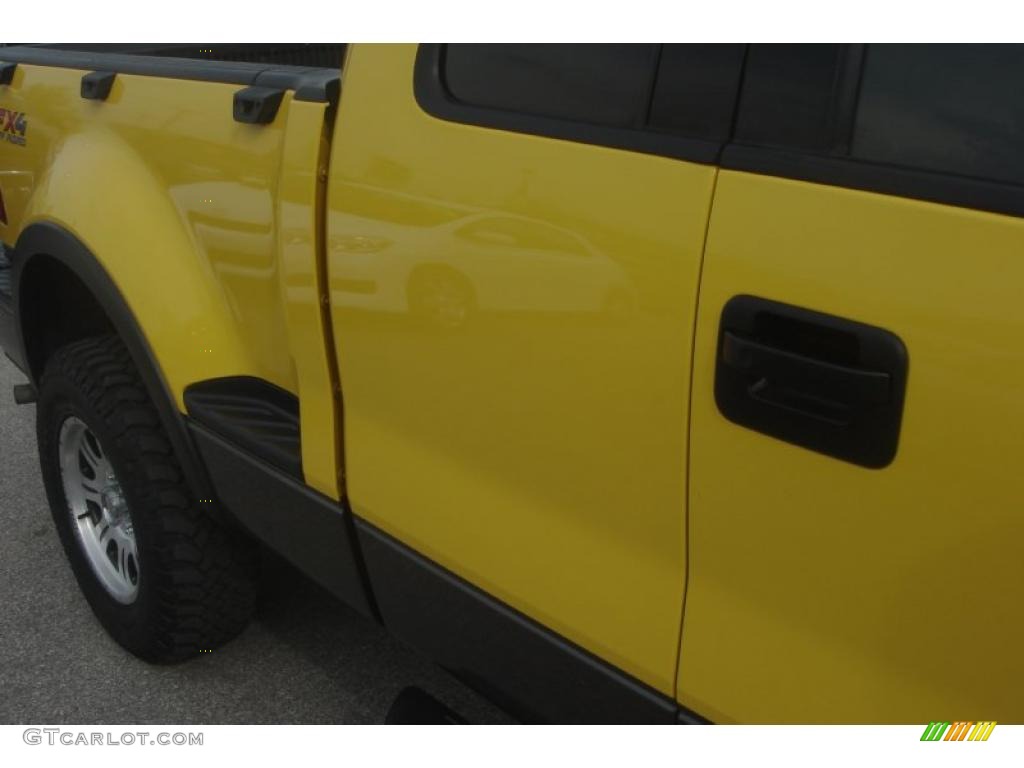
xmin=852 ymin=45 xmax=1024 ymax=185
xmin=734 ymin=44 xmax=846 ymax=150
xmin=444 ymin=44 xmax=658 ymax=128
xmin=648 ymin=44 xmax=745 ymax=141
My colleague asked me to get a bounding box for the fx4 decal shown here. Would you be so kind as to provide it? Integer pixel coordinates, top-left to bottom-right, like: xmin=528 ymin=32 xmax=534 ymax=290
xmin=0 ymin=107 xmax=27 ymax=146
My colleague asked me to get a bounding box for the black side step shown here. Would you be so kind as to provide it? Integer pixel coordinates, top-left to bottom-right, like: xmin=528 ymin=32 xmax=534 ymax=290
xmin=187 ymin=422 xmax=376 ymax=619
xmin=184 ymin=376 xmax=302 ymax=479
xmin=355 ymin=518 xmax=693 ymax=724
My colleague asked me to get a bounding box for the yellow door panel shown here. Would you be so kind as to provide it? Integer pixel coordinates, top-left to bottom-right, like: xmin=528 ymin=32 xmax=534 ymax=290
xmin=327 ymin=44 xmax=715 ymax=692
xmin=679 ymin=170 xmax=1024 ymax=722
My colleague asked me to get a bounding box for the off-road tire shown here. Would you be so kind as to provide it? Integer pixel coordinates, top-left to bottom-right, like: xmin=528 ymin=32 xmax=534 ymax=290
xmin=36 ymin=334 xmax=256 ymax=662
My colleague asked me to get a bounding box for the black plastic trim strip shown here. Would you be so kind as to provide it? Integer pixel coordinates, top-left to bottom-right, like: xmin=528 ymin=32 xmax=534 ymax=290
xmin=354 ymin=517 xmax=708 ymax=724
xmin=81 ymin=71 xmax=115 ymax=101
xmin=0 ymin=62 xmax=16 ymax=85
xmin=721 ymin=143 xmax=1024 ymax=220
xmin=255 ymin=68 xmax=340 ymax=104
xmin=413 ymin=44 xmax=721 ymax=164
xmin=184 ymin=376 xmax=302 ymax=479
xmin=0 ymin=46 xmax=340 ymax=103
xmin=677 ymin=708 xmax=707 ymax=725
xmin=188 ymin=422 xmax=377 ymax=619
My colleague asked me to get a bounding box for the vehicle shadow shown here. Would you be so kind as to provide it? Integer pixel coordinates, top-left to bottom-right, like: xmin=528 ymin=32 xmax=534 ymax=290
xmin=251 ymin=549 xmax=513 ymax=724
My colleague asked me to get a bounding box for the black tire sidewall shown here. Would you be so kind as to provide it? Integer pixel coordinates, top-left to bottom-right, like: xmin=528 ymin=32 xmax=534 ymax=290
xmin=37 ymin=368 xmax=164 ymax=659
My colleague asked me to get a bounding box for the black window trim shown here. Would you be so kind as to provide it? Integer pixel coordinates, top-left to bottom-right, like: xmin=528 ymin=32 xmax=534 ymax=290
xmin=413 ymin=43 xmax=723 ymax=165
xmin=722 ymin=142 xmax=1024 ymax=220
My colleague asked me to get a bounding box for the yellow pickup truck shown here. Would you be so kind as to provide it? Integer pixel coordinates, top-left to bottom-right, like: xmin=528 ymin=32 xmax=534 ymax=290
xmin=0 ymin=43 xmax=1020 ymax=724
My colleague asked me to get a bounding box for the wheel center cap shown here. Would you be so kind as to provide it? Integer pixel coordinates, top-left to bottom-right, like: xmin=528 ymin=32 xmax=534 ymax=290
xmin=100 ymin=484 xmax=128 ymax=525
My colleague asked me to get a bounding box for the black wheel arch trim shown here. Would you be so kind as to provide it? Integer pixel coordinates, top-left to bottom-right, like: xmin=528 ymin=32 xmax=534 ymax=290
xmin=10 ymin=221 xmax=221 ymax=520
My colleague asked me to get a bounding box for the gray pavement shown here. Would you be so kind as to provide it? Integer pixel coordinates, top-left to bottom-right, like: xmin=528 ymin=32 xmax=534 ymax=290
xmin=0 ymin=353 xmax=509 ymax=724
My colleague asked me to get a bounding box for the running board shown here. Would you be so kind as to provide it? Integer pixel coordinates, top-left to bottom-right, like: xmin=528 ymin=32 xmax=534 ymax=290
xmin=184 ymin=376 xmax=302 ymax=479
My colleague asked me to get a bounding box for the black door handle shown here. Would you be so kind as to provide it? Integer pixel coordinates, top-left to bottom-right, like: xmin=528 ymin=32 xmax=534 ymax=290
xmin=721 ymin=331 xmax=891 ymax=425
xmin=715 ymin=296 xmax=908 ymax=468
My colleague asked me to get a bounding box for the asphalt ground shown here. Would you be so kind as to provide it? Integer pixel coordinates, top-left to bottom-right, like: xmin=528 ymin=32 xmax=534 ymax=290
xmin=0 ymin=352 xmax=510 ymax=724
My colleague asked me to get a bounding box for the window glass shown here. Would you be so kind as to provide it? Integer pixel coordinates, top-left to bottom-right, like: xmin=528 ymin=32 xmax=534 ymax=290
xmin=649 ymin=44 xmax=745 ymax=141
xmin=852 ymin=45 xmax=1024 ymax=185
xmin=443 ymin=44 xmax=658 ymax=128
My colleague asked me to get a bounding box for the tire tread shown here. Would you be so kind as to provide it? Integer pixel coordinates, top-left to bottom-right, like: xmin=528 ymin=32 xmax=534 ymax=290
xmin=40 ymin=334 xmax=255 ymax=662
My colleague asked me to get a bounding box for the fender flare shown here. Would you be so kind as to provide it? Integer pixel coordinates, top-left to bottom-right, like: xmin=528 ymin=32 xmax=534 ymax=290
xmin=12 ymin=221 xmax=218 ymax=505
